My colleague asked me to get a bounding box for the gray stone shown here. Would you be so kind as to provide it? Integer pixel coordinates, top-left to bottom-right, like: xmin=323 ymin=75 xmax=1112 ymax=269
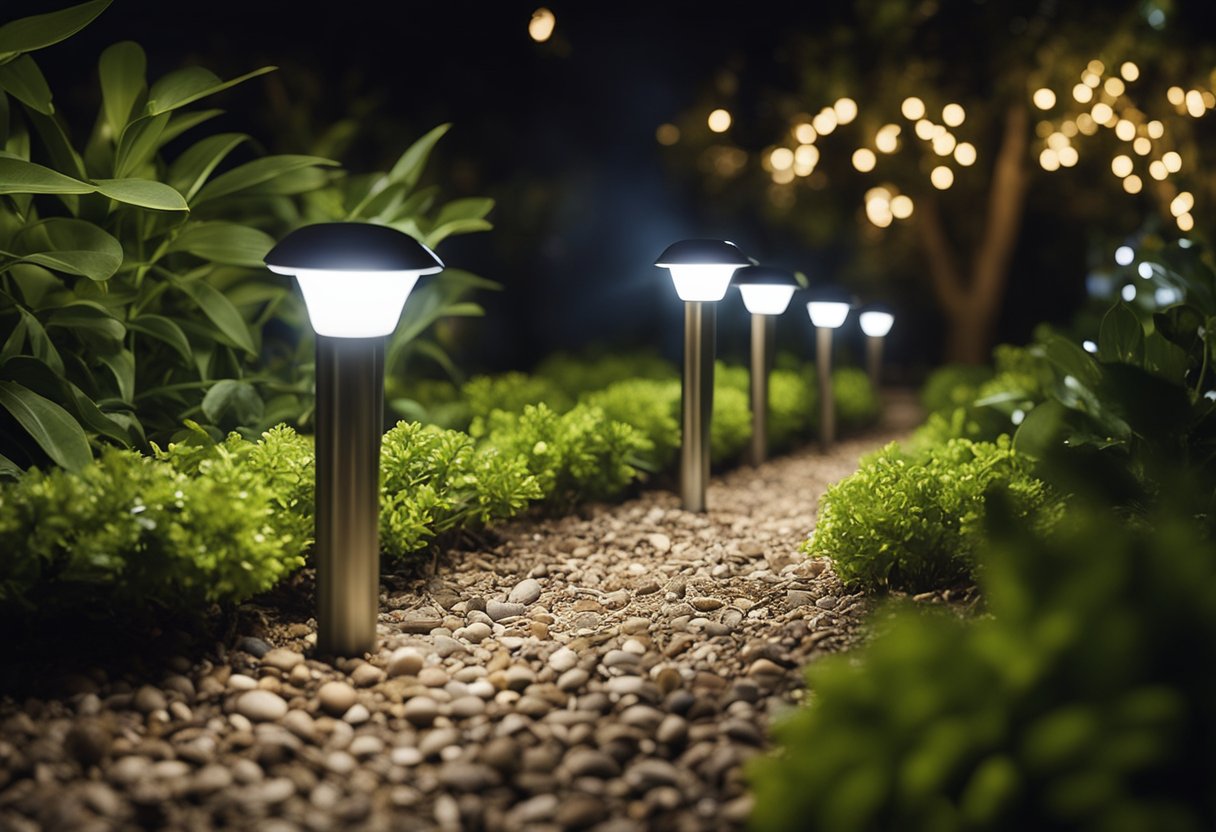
xmin=563 ymin=747 xmax=620 ymax=778
xmin=602 ymin=649 xmax=640 ymax=670
xmin=387 ymin=648 xmax=425 ymax=678
xmin=624 ymin=758 xmax=681 ymax=791
xmin=450 ymin=695 xmax=486 ymax=718
xmin=816 ymin=595 xmax=840 ymax=610
xmin=508 ymin=578 xmax=543 ymax=605
xmin=281 ymin=709 xmax=317 ymax=742
xmin=190 ymin=764 xmax=233 ymax=795
xmin=419 ymin=728 xmax=461 ymax=758
xmin=350 ymin=663 xmax=385 ymax=688
xmin=318 ymin=681 xmax=358 ymax=716
xmin=260 ymin=648 xmax=304 ymax=672
xmin=786 ymin=589 xmax=815 ymax=607
xmin=133 ymin=685 xmax=166 ymax=714
xmin=656 ymin=714 xmax=688 ymax=745
xmin=433 ymin=635 xmax=467 ymax=658
xmin=486 ymin=600 xmax=526 ymax=621
xmin=438 ymin=761 xmax=500 ymax=791
xmin=461 ymin=622 xmax=492 ymax=644
xmin=238 ymin=636 xmax=272 ymax=658
xmin=236 ymin=690 xmax=288 ymax=722
xmin=557 ymin=668 xmax=590 ymax=692
xmin=548 ymin=647 xmax=578 ymax=673
xmin=404 ymin=696 xmax=439 ymax=727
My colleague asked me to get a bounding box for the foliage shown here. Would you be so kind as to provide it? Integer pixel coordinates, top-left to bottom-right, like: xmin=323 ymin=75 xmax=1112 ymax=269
xmin=379 ymin=421 xmax=539 ymax=561
xmin=482 ymin=403 xmax=651 ymax=510
xmin=0 ymin=429 xmax=309 ymax=611
xmin=805 ymin=437 xmax=1056 ymax=592
xmin=582 ymin=378 xmax=682 ymax=473
xmin=767 ymin=367 xmax=817 ymax=452
xmin=752 ymin=498 xmax=1216 ymax=832
xmin=834 ymin=366 xmax=882 ymax=429
xmin=921 ymin=364 xmax=995 ymax=415
xmin=712 ymin=362 xmax=754 ymax=464
xmin=534 ymin=350 xmax=677 ymax=397
xmin=464 ymin=372 xmax=572 ymax=435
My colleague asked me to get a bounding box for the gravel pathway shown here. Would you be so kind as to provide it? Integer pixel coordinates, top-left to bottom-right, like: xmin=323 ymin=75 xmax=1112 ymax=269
xmin=0 ymin=394 xmax=921 ymax=832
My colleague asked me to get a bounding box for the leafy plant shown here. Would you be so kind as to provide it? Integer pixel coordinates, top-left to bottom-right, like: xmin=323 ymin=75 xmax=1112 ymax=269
xmin=921 ymin=363 xmax=995 ymax=415
xmin=767 ymin=367 xmax=816 ymax=451
xmin=752 ymin=498 xmax=1216 ymax=832
xmin=582 ymin=378 xmax=682 ymax=472
xmin=806 ymin=437 xmax=1057 ymax=591
xmin=834 ymin=366 xmax=882 ymax=429
xmin=534 ymin=349 xmax=677 ymax=397
xmin=482 ymin=402 xmax=651 ymax=509
xmin=464 ymin=372 xmax=572 ymax=435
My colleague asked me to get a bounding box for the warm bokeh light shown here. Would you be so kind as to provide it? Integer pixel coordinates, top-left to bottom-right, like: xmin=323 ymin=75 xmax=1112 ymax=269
xmin=932 ymin=132 xmax=956 ymax=156
xmin=930 ymin=166 xmax=954 ymax=189
xmin=656 ymin=123 xmax=680 ymax=145
xmin=794 ymin=144 xmax=819 ymax=172
xmin=1123 ymin=174 xmax=1143 ymax=193
xmin=1104 ymin=77 xmax=1126 ymax=97
xmin=708 ymin=108 xmax=732 ymax=133
xmin=1133 ymin=137 xmax=1152 ymax=155
xmin=1167 ymin=86 xmax=1185 ymax=106
xmin=772 ymin=168 xmax=795 ymax=185
xmin=865 ymin=186 xmax=893 ymax=203
xmin=1073 ymin=83 xmax=1094 ymax=104
xmin=1147 ymin=119 xmax=1164 ymax=138
xmin=901 ymin=96 xmax=926 ymax=120
xmin=1163 ymin=151 xmax=1182 ymax=173
xmin=914 ymin=119 xmax=935 ymax=140
xmin=794 ymin=123 xmax=817 ymax=144
xmin=1111 ymin=155 xmax=1133 ymax=177
xmin=1040 ymin=148 xmax=1060 ymax=171
xmin=891 ymin=194 xmax=914 ymax=219
xmin=954 ymin=142 xmax=976 ymax=166
xmin=1171 ymin=191 xmax=1194 ymax=216
xmin=1058 ymin=146 xmax=1078 ymax=167
xmin=876 ymin=124 xmax=900 ymax=153
xmin=770 ymin=147 xmax=794 ymax=171
xmin=1032 ymin=88 xmax=1057 ymax=109
xmin=812 ymin=108 xmax=838 ymax=135
xmin=1061 ymin=120 xmax=1078 ymax=137
xmin=528 ymin=7 xmax=556 ymax=42
xmin=942 ymin=103 xmax=965 ymax=127
xmin=852 ymin=148 xmax=877 ymax=172
xmin=834 ymin=97 xmax=858 ymax=124
xmin=1121 ymin=61 xmax=1140 ymax=81
xmin=1087 ymin=59 xmax=1105 ymax=75
xmin=1076 ymin=113 xmax=1098 ymax=135
xmin=1178 ymin=212 xmax=1195 ymax=232
xmin=1047 ymin=132 xmax=1069 ymax=150
xmin=1091 ymin=103 xmax=1114 ymax=123
xmin=1149 ymin=160 xmax=1168 ymax=180
xmin=1082 ymin=71 xmax=1101 ymax=89
xmin=1185 ymin=90 xmax=1206 ymax=117
xmin=1115 ymin=119 xmax=1136 ymax=141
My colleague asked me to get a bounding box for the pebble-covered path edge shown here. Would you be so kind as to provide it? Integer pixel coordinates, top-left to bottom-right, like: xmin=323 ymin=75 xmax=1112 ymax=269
xmin=0 ymin=394 xmax=924 ymax=832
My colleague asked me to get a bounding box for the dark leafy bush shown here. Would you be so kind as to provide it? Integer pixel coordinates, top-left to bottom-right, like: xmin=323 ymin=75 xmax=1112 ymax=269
xmin=379 ymin=422 xmax=540 ymax=560
xmin=482 ymin=403 xmax=651 ymax=509
xmin=0 ymin=431 xmax=310 ymax=610
xmin=766 ymin=367 xmax=816 ymax=451
xmin=921 ymin=364 xmax=995 ymax=414
xmin=712 ymin=363 xmax=754 ymax=464
xmin=752 ymin=500 xmax=1216 ymax=832
xmin=464 ymin=373 xmax=573 ymax=433
xmin=834 ymin=366 xmax=882 ymax=429
xmin=805 ymin=437 xmax=1057 ymax=591
xmin=582 ymin=379 xmax=682 ymax=472
xmin=534 ymin=350 xmax=676 ymax=397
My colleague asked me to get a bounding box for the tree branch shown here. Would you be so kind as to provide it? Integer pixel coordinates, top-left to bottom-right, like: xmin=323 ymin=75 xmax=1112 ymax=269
xmin=916 ymin=196 xmax=966 ymax=317
xmin=970 ymin=103 xmax=1030 ymax=321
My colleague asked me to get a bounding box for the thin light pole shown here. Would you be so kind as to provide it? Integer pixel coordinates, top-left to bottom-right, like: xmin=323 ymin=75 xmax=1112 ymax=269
xmin=681 ymin=302 xmax=715 ymax=512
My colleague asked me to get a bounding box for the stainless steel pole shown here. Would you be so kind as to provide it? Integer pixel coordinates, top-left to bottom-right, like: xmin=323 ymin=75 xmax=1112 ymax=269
xmin=749 ymin=313 xmax=774 ymax=466
xmin=314 ymin=335 xmax=383 ymax=656
xmin=866 ymin=334 xmax=884 ymax=390
xmin=681 ymin=302 xmax=715 ymax=512
xmin=817 ymin=326 xmax=835 ymax=449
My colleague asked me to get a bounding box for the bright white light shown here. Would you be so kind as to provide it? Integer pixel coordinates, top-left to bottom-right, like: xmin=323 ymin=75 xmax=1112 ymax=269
xmin=834 ymin=97 xmax=858 ymax=124
xmin=807 ymin=301 xmax=850 ymax=329
xmin=1083 ymin=340 xmax=1098 ymax=354
xmin=1115 ymin=245 xmax=1134 ymax=266
xmin=667 ymin=264 xmax=738 ymax=302
xmin=270 ymin=268 xmax=428 ymax=338
xmin=1137 ymin=262 xmax=1154 ymax=279
xmin=708 ymin=109 xmax=732 ymax=133
xmin=739 ymin=284 xmax=796 ymax=315
xmin=1011 ymin=409 xmax=1026 ymax=426
xmin=859 ymin=311 xmax=894 ymax=337
xmin=1121 ymin=284 xmax=1137 ymax=302
xmin=1033 ymin=88 xmax=1056 ymax=109
xmin=1155 ymin=287 xmax=1181 ymax=306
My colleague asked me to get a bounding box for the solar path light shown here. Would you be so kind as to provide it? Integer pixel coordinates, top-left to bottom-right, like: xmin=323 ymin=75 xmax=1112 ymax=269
xmin=733 ymin=265 xmax=798 ymax=466
xmin=859 ymin=305 xmax=895 ymax=390
xmin=266 ymin=222 xmax=443 ymax=656
xmin=655 ymin=239 xmax=750 ymax=512
xmin=806 ymin=287 xmax=853 ymax=450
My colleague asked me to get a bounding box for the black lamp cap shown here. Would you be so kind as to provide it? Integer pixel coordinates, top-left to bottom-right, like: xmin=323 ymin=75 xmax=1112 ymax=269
xmin=861 ymin=301 xmax=893 ymax=315
xmin=732 ymin=265 xmax=798 ymax=287
xmin=654 ymin=238 xmax=750 ymax=267
xmin=265 ymin=222 xmax=444 ymax=273
xmin=805 ymin=285 xmax=857 ymax=305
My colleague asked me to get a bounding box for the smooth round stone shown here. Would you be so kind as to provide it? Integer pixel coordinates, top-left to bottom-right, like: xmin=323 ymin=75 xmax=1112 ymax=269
xmin=350 ymin=663 xmax=385 ymax=688
xmin=133 ymin=685 xmax=167 ymax=714
xmin=689 ymin=597 xmax=724 ymax=612
xmin=418 ymin=667 xmax=450 ymax=687
xmin=318 ymin=682 xmax=358 ymax=717
xmin=404 ymin=696 xmax=439 ymax=727
xmin=557 ymin=668 xmax=589 ymax=692
xmin=548 ymin=647 xmax=578 ymax=673
xmin=349 ymin=734 xmax=384 ymax=758
xmin=236 ymin=690 xmax=288 ymax=722
xmin=467 ymin=680 xmax=497 ymax=700
xmin=228 ymin=674 xmax=258 ymax=691
xmin=419 ymin=728 xmax=461 ymax=758
xmin=486 ymin=600 xmax=526 ymax=622
xmin=747 ymin=659 xmax=785 ymax=679
xmin=387 ymin=648 xmax=425 ymax=678
xmin=190 ymin=764 xmax=233 ymax=795
xmin=656 ymin=714 xmax=689 ymax=745
xmin=260 ymin=648 xmax=304 ymax=673
xmin=620 ymin=618 xmax=651 ymax=635
xmin=619 ymin=704 xmax=664 ymax=731
xmin=325 ymin=750 xmax=357 ymax=775
xmin=515 ymin=695 xmax=552 ymax=718
xmin=462 ymin=622 xmax=492 ymax=644
xmin=510 ymin=793 xmax=560 ymax=824
xmin=252 ymin=777 xmax=296 ymax=805
xmin=438 ymin=761 xmax=500 ymax=791
xmin=391 ymin=746 xmax=423 ymax=766
xmin=816 ymin=595 xmax=840 ymax=610
xmin=238 ymin=636 xmax=272 ymax=658
xmin=621 ymin=639 xmax=647 ymax=655
xmin=625 ymin=758 xmax=681 ymax=790
xmin=449 ymin=696 xmax=486 ymax=718
xmin=504 ymin=666 xmax=536 ymax=691
xmin=563 ymin=747 xmax=620 ymax=778
xmin=281 ymin=709 xmax=317 ymax=742
xmin=508 ymin=578 xmax=542 ymax=606
xmin=433 ymin=635 xmax=467 ymax=658
xmin=342 ymin=703 xmax=371 ymax=725
xmin=602 ymin=650 xmax=640 ymax=669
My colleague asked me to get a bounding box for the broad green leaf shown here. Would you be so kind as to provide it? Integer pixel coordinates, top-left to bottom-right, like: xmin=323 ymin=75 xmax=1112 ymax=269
xmin=24 ymin=109 xmax=86 ymax=180
xmin=0 ymin=451 xmax=20 ymax=479
xmin=0 ymin=156 xmax=92 ymax=194
xmin=113 ymin=112 xmax=168 ymax=177
xmin=146 ymin=65 xmax=275 ymax=116
xmin=127 ymin=314 xmax=192 ymax=364
xmin=96 ymin=348 xmax=134 ymax=402
xmin=7 ymin=263 xmax=60 ymax=306
xmin=0 ymin=92 xmax=9 ymax=144
xmin=0 ymin=355 xmax=128 ymax=445
xmin=1098 ymin=302 xmax=1145 ymax=365
xmin=0 ymin=379 xmax=92 ymax=470
xmin=232 ymin=165 xmax=332 ymax=197
xmin=1 ymin=314 xmax=28 ymax=359
xmin=16 ymin=307 xmax=63 ymax=374
xmin=158 ymin=108 xmax=223 ymax=147
xmin=434 ymin=197 xmax=494 ymax=226
xmin=10 ymin=217 xmax=122 ymax=281
xmin=176 ymin=278 xmax=256 ymax=354
xmin=0 ymin=0 xmax=111 ymax=58
xmin=191 ymin=154 xmax=337 ymax=205
xmin=424 ymin=217 xmax=492 ymax=249
xmin=434 ymin=268 xmax=501 ymax=293
xmin=168 ymin=220 xmax=274 ymax=267
xmin=45 ymin=301 xmax=126 ymax=344
xmin=437 ymin=302 xmax=485 ymax=317
xmin=389 ymin=185 xmax=438 ymax=222
xmin=1043 ymin=334 xmax=1102 ymax=390
xmin=0 ymin=54 xmax=53 ymax=114
xmin=388 ymin=123 xmax=450 ymax=190
xmin=92 ymin=177 xmax=188 ymax=211
xmin=1142 ymin=331 xmax=1189 ymax=386
xmin=166 ymin=132 xmax=248 ymax=201
xmin=201 ymin=378 xmax=264 ymax=426
xmin=98 ymin=41 xmax=146 ymax=136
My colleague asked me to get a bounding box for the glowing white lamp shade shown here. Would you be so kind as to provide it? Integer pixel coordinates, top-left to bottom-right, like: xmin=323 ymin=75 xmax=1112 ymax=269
xmin=266 ymin=223 xmax=444 ymax=338
xmin=807 ymin=301 xmax=851 ymax=329
xmin=859 ymin=310 xmax=895 ymax=337
xmin=655 ymin=239 xmax=751 ymax=302
xmin=733 ymin=265 xmax=799 ymax=315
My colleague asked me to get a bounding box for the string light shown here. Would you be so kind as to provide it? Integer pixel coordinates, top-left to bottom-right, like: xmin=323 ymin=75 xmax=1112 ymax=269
xmin=901 ymin=96 xmax=926 ymax=120
xmin=1115 ymin=119 xmax=1136 ymax=141
xmin=1167 ymin=86 xmax=1185 ymax=106
xmin=1091 ymin=103 xmax=1114 ymax=123
xmin=1171 ymin=192 xmax=1194 ymax=216
xmin=708 ymin=109 xmax=732 ymax=132
xmin=1073 ymin=84 xmax=1094 ymax=103
xmin=656 ymin=124 xmax=680 ymax=145
xmin=1047 ymin=132 xmax=1070 ymax=150
xmin=942 ymin=103 xmax=965 ymax=126
xmin=1177 ymin=212 xmax=1195 ymax=231
xmin=1087 ymin=59 xmax=1106 ymax=75
xmin=1076 ymin=113 xmax=1098 ymax=135
xmin=1133 ymin=137 xmax=1152 ymax=155
xmin=914 ymin=119 xmax=935 ymax=140
xmin=794 ymin=144 xmax=819 ymax=169
xmin=1082 ymin=71 xmax=1101 ymax=88
xmin=1185 ymin=90 xmax=1205 ymax=117
xmin=1033 ymin=88 xmax=1057 ymax=109
xmin=891 ymin=194 xmax=914 ymax=218
xmin=1162 ymin=151 xmax=1182 ymax=173
xmin=1120 ymin=62 xmax=1140 ymax=81
xmin=834 ymin=97 xmax=858 ymax=124
xmin=812 ymin=108 xmax=838 ymax=135
xmin=1104 ymin=77 xmax=1126 ymax=97
xmin=954 ymin=142 xmax=977 ymax=166
xmin=1147 ymin=120 xmax=1164 ymax=138
xmin=1111 ymin=155 xmax=1133 ymax=177
xmin=852 ymin=148 xmax=877 ymax=172
xmin=795 ymin=123 xmax=817 ymax=144
xmin=770 ymin=147 xmax=794 ymax=170
xmin=1040 ymin=148 xmax=1060 ymax=171
xmin=1149 ymin=160 xmax=1168 ymax=180
xmin=1058 ymin=146 xmax=1079 ymax=167
xmin=528 ymin=7 xmax=556 ymax=42
xmin=932 ymin=133 xmax=957 ymax=155
xmin=930 ymin=166 xmax=954 ymax=189
xmin=1123 ymin=174 xmax=1143 ymax=193
xmin=875 ymin=124 xmax=900 ymax=153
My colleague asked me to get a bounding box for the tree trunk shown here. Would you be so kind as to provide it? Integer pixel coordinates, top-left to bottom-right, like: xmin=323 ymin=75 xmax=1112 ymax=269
xmin=917 ymin=104 xmax=1030 ymax=364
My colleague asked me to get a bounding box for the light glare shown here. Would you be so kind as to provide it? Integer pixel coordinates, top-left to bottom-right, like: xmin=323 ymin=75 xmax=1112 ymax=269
xmin=807 ymin=301 xmax=850 ymax=329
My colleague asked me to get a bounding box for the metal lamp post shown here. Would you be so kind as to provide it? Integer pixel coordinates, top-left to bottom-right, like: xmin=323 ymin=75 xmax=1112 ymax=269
xmin=806 ymin=289 xmax=853 ymax=450
xmin=732 ymin=266 xmax=798 ymax=466
xmin=654 ymin=239 xmax=750 ymax=512
xmin=265 ymin=223 xmax=443 ymax=656
xmin=859 ymin=305 xmax=895 ymax=390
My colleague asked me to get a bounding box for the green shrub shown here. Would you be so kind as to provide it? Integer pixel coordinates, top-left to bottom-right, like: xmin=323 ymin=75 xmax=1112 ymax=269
xmin=482 ymin=403 xmax=650 ymax=509
xmin=582 ymin=379 xmax=682 ymax=472
xmin=909 ymin=406 xmax=1009 ymax=451
xmin=752 ymin=501 xmax=1216 ymax=832
xmin=713 ymin=364 xmax=753 ymax=464
xmin=0 ymin=433 xmax=310 ymax=611
xmin=921 ymin=364 xmax=995 ymax=414
xmin=834 ymin=366 xmax=882 ymax=429
xmin=805 ymin=437 xmax=1056 ymax=591
xmin=379 ymin=422 xmax=540 ymax=560
xmin=464 ymin=373 xmax=573 ymax=433
xmin=768 ymin=367 xmax=817 ymax=450
xmin=534 ymin=350 xmax=676 ymax=397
